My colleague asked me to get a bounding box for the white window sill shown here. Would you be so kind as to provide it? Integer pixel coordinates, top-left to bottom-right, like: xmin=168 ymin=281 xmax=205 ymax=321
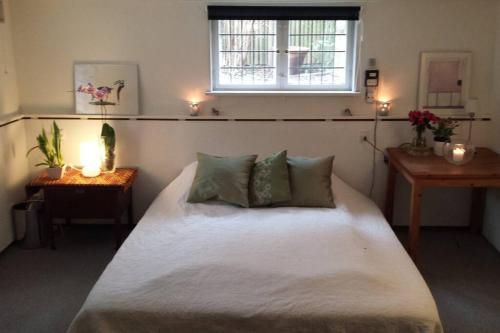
xmin=205 ymin=90 xmax=361 ymax=97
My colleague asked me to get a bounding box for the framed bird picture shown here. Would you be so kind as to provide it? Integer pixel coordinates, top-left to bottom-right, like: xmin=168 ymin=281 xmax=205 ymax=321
xmin=74 ymin=63 xmax=139 ymax=115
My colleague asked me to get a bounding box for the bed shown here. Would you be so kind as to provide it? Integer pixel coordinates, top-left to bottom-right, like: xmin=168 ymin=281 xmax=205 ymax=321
xmin=69 ymin=162 xmax=442 ymax=333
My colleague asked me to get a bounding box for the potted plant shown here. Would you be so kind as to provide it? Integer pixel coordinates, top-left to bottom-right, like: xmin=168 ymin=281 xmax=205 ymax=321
xmin=27 ymin=121 xmax=66 ymax=179
xmin=407 ymin=110 xmax=439 ymax=156
xmin=431 ymin=118 xmax=459 ymax=156
xmin=77 ymin=82 xmax=123 ymax=172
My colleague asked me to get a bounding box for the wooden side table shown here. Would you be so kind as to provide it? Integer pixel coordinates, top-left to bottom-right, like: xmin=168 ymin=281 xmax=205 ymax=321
xmin=26 ymin=168 xmax=138 ymax=250
xmin=384 ymin=148 xmax=500 ymax=260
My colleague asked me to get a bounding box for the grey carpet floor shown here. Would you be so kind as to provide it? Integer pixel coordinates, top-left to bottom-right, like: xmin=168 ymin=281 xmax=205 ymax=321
xmin=0 ymin=226 xmax=499 ymax=333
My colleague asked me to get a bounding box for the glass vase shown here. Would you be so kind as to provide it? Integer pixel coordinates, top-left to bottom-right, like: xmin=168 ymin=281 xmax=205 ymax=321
xmin=407 ymin=128 xmax=432 ymax=156
xmin=101 ymin=137 xmax=116 ymax=173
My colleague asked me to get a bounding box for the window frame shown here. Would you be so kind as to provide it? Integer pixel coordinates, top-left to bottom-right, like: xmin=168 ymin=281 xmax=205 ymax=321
xmin=210 ymin=19 xmax=359 ymax=92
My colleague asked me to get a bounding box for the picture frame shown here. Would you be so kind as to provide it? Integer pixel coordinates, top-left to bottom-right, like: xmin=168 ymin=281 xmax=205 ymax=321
xmin=74 ymin=63 xmax=139 ymax=115
xmin=417 ymin=52 xmax=471 ymax=115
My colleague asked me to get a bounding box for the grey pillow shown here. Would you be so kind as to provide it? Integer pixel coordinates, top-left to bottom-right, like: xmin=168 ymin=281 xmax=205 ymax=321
xmin=187 ymin=153 xmax=257 ymax=207
xmin=249 ymin=151 xmax=291 ymax=207
xmin=277 ymin=155 xmax=335 ymax=208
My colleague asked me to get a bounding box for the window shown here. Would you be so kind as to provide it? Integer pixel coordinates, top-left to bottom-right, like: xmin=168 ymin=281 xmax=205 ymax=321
xmin=208 ymin=6 xmax=360 ymax=92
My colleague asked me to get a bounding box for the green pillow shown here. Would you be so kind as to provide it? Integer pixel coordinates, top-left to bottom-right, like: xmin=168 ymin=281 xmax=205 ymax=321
xmin=187 ymin=153 xmax=257 ymax=207
xmin=249 ymin=151 xmax=291 ymax=207
xmin=277 ymin=155 xmax=335 ymax=208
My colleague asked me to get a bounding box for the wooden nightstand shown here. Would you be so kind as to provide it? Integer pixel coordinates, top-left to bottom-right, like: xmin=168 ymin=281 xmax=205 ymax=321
xmin=384 ymin=148 xmax=500 ymax=260
xmin=26 ymin=168 xmax=138 ymax=250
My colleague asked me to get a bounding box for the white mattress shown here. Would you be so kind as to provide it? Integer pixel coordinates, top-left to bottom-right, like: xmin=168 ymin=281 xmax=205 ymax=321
xmin=69 ymin=163 xmax=442 ymax=333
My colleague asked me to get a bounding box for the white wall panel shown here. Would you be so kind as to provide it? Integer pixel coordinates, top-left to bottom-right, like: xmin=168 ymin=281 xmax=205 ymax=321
xmin=24 ymin=118 xmax=494 ymax=226
xmin=0 ymin=120 xmax=29 ymax=251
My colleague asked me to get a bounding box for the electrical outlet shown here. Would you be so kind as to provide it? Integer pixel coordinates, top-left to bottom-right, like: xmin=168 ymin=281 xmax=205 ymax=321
xmin=360 ymin=131 xmax=369 ymax=142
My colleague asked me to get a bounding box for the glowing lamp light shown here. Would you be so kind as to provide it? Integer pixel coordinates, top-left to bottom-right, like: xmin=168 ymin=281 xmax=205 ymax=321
xmin=189 ymin=101 xmax=200 ymax=116
xmin=376 ymin=100 xmax=391 ymax=116
xmin=80 ymin=141 xmax=101 ymax=177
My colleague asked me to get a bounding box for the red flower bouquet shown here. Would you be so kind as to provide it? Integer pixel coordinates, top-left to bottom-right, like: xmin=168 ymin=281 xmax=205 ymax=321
xmin=408 ymin=110 xmax=439 ymax=133
xmin=408 ymin=110 xmax=439 ymax=152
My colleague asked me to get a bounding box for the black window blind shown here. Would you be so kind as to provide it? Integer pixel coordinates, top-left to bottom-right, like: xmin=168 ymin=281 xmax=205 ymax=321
xmin=207 ymin=6 xmax=360 ymax=21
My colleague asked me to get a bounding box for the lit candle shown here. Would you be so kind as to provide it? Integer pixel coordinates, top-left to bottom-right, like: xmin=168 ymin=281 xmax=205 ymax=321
xmin=189 ymin=102 xmax=200 ymax=116
xmin=80 ymin=141 xmax=101 ymax=177
xmin=452 ymin=147 xmax=465 ymax=162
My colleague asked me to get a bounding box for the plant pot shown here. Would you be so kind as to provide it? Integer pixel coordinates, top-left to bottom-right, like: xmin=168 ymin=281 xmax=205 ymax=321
xmin=46 ymin=165 xmax=66 ymax=180
xmin=433 ymin=140 xmax=446 ymax=156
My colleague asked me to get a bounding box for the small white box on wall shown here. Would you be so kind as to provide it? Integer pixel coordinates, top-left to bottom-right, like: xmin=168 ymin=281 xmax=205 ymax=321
xmin=74 ymin=63 xmax=139 ymax=115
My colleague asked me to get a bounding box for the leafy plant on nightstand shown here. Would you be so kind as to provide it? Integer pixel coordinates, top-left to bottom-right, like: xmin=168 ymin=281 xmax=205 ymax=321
xmin=432 ymin=118 xmax=459 ymax=156
xmin=27 ymin=121 xmax=66 ymax=179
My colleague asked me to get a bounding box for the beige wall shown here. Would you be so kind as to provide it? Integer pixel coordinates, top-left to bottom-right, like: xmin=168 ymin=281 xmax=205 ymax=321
xmin=0 ymin=0 xmax=24 ymax=251
xmin=0 ymin=0 xmax=18 ymax=116
xmin=483 ymin=0 xmax=500 ymax=251
xmin=3 ymin=0 xmax=500 ymax=250
xmin=24 ymin=118 xmax=493 ymax=226
xmin=10 ymin=0 xmax=497 ymax=117
xmin=0 ymin=119 xmax=29 ymax=251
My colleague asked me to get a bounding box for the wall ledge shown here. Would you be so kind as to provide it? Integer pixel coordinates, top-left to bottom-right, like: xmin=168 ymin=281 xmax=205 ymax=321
xmin=0 ymin=112 xmax=24 ymax=128
xmin=18 ymin=113 xmax=492 ymax=122
xmin=205 ymin=90 xmax=361 ymax=97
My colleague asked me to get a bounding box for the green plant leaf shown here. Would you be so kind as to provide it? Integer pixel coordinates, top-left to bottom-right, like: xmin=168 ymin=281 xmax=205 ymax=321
xmin=101 ymin=123 xmax=116 ymax=150
xmin=26 ymin=145 xmax=40 ymax=157
xmin=28 ymin=122 xmax=64 ymax=168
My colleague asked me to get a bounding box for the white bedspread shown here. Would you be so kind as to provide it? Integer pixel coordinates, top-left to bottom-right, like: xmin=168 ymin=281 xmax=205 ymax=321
xmin=69 ymin=163 xmax=442 ymax=333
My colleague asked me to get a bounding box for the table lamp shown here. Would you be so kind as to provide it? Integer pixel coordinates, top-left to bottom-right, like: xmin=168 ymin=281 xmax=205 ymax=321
xmin=80 ymin=141 xmax=101 ymax=177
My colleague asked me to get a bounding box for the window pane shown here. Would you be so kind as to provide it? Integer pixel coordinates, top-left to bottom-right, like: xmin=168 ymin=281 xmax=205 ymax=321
xmin=217 ymin=20 xmax=277 ymax=86
xmin=214 ymin=19 xmax=353 ymax=90
xmin=287 ymin=20 xmax=349 ymax=87
xmin=335 ymin=35 xmax=347 ymax=51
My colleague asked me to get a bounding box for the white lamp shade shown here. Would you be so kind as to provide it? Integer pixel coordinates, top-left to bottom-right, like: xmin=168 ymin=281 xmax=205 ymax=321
xmin=465 ymin=99 xmax=479 ymax=115
xmin=80 ymin=141 xmax=101 ymax=177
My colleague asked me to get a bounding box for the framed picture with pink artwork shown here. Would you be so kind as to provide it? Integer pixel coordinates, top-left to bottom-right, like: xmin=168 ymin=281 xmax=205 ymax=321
xmin=74 ymin=63 xmax=139 ymax=115
xmin=417 ymin=52 xmax=471 ymax=115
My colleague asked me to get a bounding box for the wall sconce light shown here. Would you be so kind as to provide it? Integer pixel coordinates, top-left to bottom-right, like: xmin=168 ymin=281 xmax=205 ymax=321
xmin=189 ymin=102 xmax=200 ymax=116
xmin=376 ymin=101 xmax=391 ymax=116
xmin=80 ymin=141 xmax=101 ymax=177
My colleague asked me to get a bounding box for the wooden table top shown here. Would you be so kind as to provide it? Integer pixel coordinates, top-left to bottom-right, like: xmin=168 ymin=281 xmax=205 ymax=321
xmin=386 ymin=148 xmax=500 ymax=179
xmin=28 ymin=167 xmax=138 ymax=190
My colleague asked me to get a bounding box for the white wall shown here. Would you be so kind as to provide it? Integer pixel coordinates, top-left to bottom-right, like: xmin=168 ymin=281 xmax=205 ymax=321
xmin=0 ymin=119 xmax=29 ymax=251
xmin=24 ymin=118 xmax=493 ymax=226
xmin=483 ymin=1 xmax=500 ymax=251
xmin=4 ymin=0 xmax=500 ymax=247
xmin=0 ymin=0 xmax=26 ymax=252
xmin=10 ymin=0 xmax=497 ymax=117
xmin=0 ymin=0 xmax=18 ymax=116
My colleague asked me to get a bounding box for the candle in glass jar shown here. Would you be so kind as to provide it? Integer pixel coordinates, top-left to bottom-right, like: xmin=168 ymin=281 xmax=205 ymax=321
xmin=452 ymin=147 xmax=465 ymax=162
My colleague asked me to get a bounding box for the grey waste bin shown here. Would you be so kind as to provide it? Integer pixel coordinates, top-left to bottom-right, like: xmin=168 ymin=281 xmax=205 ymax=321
xmin=12 ymin=199 xmax=45 ymax=249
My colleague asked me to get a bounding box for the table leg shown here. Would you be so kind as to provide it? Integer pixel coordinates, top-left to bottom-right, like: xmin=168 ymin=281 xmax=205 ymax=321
xmin=114 ymin=215 xmax=122 ymax=250
xmin=384 ymin=162 xmax=397 ymax=225
xmin=45 ymin=209 xmax=55 ymax=250
xmin=408 ymin=183 xmax=423 ymax=260
xmin=470 ymin=188 xmax=486 ymax=233
xmin=128 ymin=188 xmax=134 ymax=226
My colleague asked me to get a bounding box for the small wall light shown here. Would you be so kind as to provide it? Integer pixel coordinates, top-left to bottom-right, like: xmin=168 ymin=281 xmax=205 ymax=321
xmin=189 ymin=102 xmax=200 ymax=116
xmin=376 ymin=101 xmax=391 ymax=116
xmin=80 ymin=141 xmax=101 ymax=177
